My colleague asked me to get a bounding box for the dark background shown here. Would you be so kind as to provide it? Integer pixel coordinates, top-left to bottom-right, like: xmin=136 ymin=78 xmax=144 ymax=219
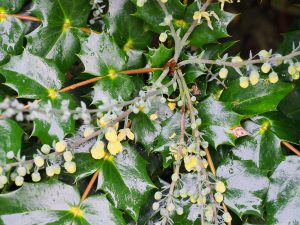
xmin=225 ymin=0 xmax=300 ymax=57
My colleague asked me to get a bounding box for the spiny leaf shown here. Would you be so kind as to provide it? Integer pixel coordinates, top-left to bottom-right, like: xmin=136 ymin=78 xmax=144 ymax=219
xmin=0 ymin=50 xmax=64 ymax=99
xmin=0 ymin=1 xmax=25 ymax=64
xmin=197 ymin=96 xmax=243 ymax=148
xmin=217 ymin=160 xmax=269 ymax=218
xmin=72 ymin=143 xmax=155 ymax=221
xmin=220 ymin=79 xmax=294 ymax=115
xmin=232 ymin=120 xmax=284 ymax=172
xmin=79 ymin=32 xmax=135 ymax=105
xmin=131 ymin=0 xmax=185 ymax=33
xmin=186 ymin=3 xmax=235 ymax=48
xmin=26 ymin=0 xmax=91 ymax=72
xmin=32 ymin=93 xmax=76 ymax=144
xmin=266 ymin=156 xmax=300 ymax=225
xmin=0 ymin=119 xmax=23 ymax=165
xmin=0 ymin=180 xmax=126 ymax=225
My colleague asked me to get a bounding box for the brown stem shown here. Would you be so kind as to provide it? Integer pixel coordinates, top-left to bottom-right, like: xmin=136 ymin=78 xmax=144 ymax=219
xmin=58 ymin=77 xmax=103 ymax=93
xmin=204 ymin=147 xmax=216 ymax=175
xmin=183 ymin=0 xmax=188 ymax=5
xmin=9 ymin=14 xmax=41 ymax=22
xmin=80 ymin=170 xmax=100 ymax=204
xmin=8 ymin=14 xmax=92 ymax=34
xmin=121 ymin=67 xmax=163 ymax=74
xmin=282 ymin=141 xmax=300 ymax=156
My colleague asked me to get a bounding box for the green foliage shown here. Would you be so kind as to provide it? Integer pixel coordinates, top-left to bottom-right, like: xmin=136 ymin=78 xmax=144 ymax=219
xmin=0 ymin=0 xmax=299 ymax=224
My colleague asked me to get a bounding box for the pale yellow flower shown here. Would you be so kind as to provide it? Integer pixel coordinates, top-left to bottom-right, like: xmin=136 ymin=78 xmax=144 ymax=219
xmin=118 ymin=128 xmax=135 ymax=141
xmin=107 ymin=141 xmax=123 ymax=155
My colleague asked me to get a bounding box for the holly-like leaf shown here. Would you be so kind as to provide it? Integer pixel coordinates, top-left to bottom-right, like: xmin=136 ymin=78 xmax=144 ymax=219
xmin=0 ymin=1 xmax=25 ymax=64
xmin=279 ymin=86 xmax=300 ymax=122
xmin=217 ymin=160 xmax=269 ymax=218
xmin=251 ymin=112 xmax=300 ymax=145
xmin=92 ymin=75 xmax=135 ymax=106
xmin=78 ymin=32 xmax=136 ymax=104
xmin=0 ymin=180 xmax=126 ymax=225
xmin=130 ymin=112 xmax=161 ymax=152
xmin=79 ymin=32 xmax=127 ymax=76
xmin=31 ymin=93 xmax=76 ymax=144
xmin=153 ymin=112 xmax=181 ymax=167
xmin=26 ymin=0 xmax=91 ymax=72
xmin=131 ymin=0 xmax=185 ymax=33
xmin=105 ymin=0 xmax=153 ymax=51
xmin=197 ymin=96 xmax=243 ymax=148
xmin=220 ymin=79 xmax=294 ymax=115
xmin=232 ymin=120 xmax=284 ymax=172
xmin=0 ymin=51 xmax=64 ymax=99
xmin=266 ymin=156 xmax=300 ymax=225
xmin=72 ymin=143 xmax=155 ymax=221
xmin=148 ymin=44 xmax=174 ymax=83
xmin=0 ymin=119 xmax=23 ymax=165
xmin=186 ymin=3 xmax=235 ymax=48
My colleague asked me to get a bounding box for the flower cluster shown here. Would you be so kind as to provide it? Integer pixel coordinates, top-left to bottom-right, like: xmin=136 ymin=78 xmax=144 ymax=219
xmin=89 ymin=121 xmax=135 ymax=159
xmin=0 ymin=140 xmax=76 ymax=188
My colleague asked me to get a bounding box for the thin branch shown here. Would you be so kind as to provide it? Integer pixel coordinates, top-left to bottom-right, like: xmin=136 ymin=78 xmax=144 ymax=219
xmin=282 ymin=141 xmax=300 ymax=156
xmin=176 ymin=0 xmax=213 ymax=61
xmin=79 ymin=170 xmax=100 ymax=204
xmin=161 ymin=105 xmax=186 ymax=225
xmin=178 ymin=50 xmax=300 ymax=68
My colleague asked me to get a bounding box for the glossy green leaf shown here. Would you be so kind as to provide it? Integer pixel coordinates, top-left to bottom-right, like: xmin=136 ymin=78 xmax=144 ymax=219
xmin=217 ymin=160 xmax=269 ymax=218
xmin=79 ymin=32 xmax=127 ymax=76
xmin=0 ymin=0 xmax=25 ymax=13
xmin=197 ymin=96 xmax=243 ymax=148
xmin=232 ymin=120 xmax=284 ymax=172
xmin=131 ymin=112 xmax=161 ymax=152
xmin=0 ymin=119 xmax=23 ymax=165
xmin=92 ymin=75 xmax=135 ymax=106
xmin=186 ymin=3 xmax=235 ymax=48
xmin=105 ymin=0 xmax=153 ymax=51
xmin=153 ymin=112 xmax=181 ymax=167
xmin=0 ymin=180 xmax=126 ymax=225
xmin=26 ymin=0 xmax=91 ymax=72
xmin=0 ymin=17 xmax=25 ymax=65
xmin=266 ymin=156 xmax=300 ymax=225
xmin=279 ymin=86 xmax=300 ymax=122
xmin=72 ymin=143 xmax=155 ymax=221
xmin=148 ymin=44 xmax=173 ymax=83
xmin=251 ymin=112 xmax=300 ymax=145
xmin=32 ymin=93 xmax=76 ymax=144
xmin=220 ymin=79 xmax=294 ymax=115
xmin=131 ymin=0 xmax=185 ymax=33
xmin=0 ymin=51 xmax=64 ymax=99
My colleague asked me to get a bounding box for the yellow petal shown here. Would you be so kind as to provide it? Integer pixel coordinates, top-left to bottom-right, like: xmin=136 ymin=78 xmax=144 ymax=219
xmin=117 ymin=130 xmax=126 ymax=141
xmin=168 ymin=102 xmax=176 ymax=111
xmin=150 ymin=114 xmax=158 ymax=121
xmin=105 ymin=128 xmax=118 ymax=142
xmin=107 ymin=141 xmax=123 ymax=155
xmin=97 ymin=117 xmax=107 ymax=127
xmin=126 ymin=129 xmax=135 ymax=140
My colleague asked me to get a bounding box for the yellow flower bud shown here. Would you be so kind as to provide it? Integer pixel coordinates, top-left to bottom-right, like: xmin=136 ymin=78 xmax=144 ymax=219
xmin=288 ymin=64 xmax=296 ymax=75
xmin=215 ymin=181 xmax=226 ymax=193
xmin=214 ymin=192 xmax=224 ymax=203
xmin=249 ymin=70 xmax=260 ymax=85
xmin=269 ymin=72 xmax=279 ymax=83
xmin=239 ymin=77 xmax=249 ymax=89
xmin=64 ymin=161 xmax=76 ymax=173
xmin=261 ymin=62 xmax=271 ymax=74
xmin=55 ymin=140 xmax=67 ymax=153
xmin=219 ymin=68 xmax=228 ymax=79
xmin=97 ymin=116 xmax=107 ymax=127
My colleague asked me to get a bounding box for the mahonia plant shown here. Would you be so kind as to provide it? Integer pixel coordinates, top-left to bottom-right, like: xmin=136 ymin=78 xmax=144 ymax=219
xmin=0 ymin=0 xmax=300 ymax=224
